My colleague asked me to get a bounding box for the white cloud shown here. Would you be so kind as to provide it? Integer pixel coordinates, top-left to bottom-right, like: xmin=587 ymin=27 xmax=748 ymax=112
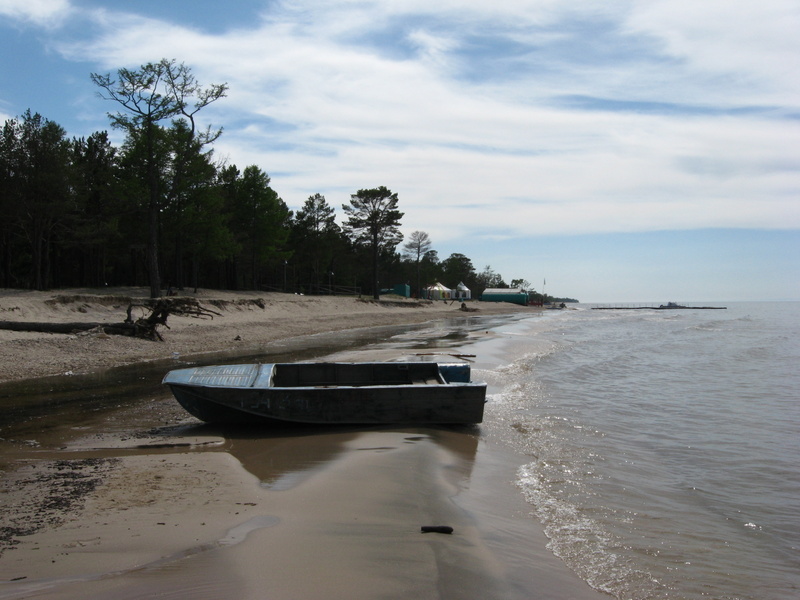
xmin=0 ymin=0 xmax=71 ymax=27
xmin=624 ymin=0 xmax=800 ymax=104
xmin=55 ymin=0 xmax=800 ymax=242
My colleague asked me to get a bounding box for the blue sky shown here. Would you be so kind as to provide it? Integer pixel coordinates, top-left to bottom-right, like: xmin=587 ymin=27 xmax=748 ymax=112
xmin=1 ymin=0 xmax=798 ymax=301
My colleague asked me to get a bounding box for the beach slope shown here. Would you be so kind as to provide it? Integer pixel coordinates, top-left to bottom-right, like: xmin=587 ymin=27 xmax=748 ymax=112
xmin=0 ymin=288 xmax=528 ymax=383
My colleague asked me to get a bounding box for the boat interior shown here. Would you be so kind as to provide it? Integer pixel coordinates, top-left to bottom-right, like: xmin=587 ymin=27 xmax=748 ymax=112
xmin=272 ymin=362 xmax=445 ymax=388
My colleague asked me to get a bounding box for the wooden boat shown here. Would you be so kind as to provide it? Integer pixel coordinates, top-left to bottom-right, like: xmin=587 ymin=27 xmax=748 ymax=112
xmin=163 ymin=362 xmax=487 ymax=425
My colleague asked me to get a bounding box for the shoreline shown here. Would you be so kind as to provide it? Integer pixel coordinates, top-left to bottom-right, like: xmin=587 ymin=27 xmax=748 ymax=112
xmin=0 ymin=290 xmax=607 ymax=599
xmin=0 ymin=424 xmax=604 ymax=600
xmin=0 ymin=287 xmax=532 ymax=384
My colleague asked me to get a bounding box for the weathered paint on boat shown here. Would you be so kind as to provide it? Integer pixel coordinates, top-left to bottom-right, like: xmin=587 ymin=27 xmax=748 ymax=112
xmin=162 ymin=362 xmax=486 ymax=425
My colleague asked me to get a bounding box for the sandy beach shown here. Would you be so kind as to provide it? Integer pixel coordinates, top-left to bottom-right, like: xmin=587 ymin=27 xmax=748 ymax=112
xmin=0 ymin=288 xmax=605 ymax=599
xmin=0 ymin=287 xmax=528 ymax=383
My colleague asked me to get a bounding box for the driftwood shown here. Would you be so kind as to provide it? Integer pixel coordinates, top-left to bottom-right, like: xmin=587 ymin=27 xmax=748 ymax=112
xmin=122 ymin=298 xmax=221 ymax=341
xmin=0 ymin=321 xmax=103 ymax=334
xmin=0 ymin=297 xmax=221 ymax=341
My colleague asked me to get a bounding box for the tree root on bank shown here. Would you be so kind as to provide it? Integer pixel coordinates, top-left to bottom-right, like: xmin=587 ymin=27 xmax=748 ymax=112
xmin=0 ymin=297 xmax=221 ymax=341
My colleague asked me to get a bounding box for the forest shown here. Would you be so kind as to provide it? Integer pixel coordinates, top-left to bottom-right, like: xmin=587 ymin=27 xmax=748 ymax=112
xmin=0 ymin=60 xmax=539 ymax=301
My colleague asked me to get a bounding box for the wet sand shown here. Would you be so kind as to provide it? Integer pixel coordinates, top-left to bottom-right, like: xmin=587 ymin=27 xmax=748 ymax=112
xmin=0 ymin=289 xmax=605 ymax=599
xmin=1 ymin=424 xmax=603 ymax=600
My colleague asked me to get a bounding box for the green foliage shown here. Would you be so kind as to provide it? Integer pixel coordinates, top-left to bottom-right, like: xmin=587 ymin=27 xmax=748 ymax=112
xmin=161 ymin=132 xmax=235 ymax=291
xmin=294 ymin=193 xmax=339 ymax=235
xmin=342 ymin=187 xmax=403 ymax=249
xmin=441 ymin=253 xmax=477 ymax=290
xmin=289 ymin=193 xmax=343 ymax=291
xmin=225 ymin=165 xmax=292 ymax=289
xmin=0 ymin=62 xmax=571 ymax=299
xmin=0 ymin=111 xmax=72 ymax=289
xmin=68 ymin=131 xmax=124 ymax=286
xmin=342 ymin=186 xmax=404 ymax=299
xmin=510 ymin=278 xmax=530 ymax=290
xmin=476 ymin=265 xmax=507 ymax=292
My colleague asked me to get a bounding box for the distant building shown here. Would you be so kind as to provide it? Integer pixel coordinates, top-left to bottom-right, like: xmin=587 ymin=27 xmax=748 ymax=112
xmin=393 ymin=283 xmax=410 ymax=298
xmin=480 ymin=287 xmax=528 ymax=306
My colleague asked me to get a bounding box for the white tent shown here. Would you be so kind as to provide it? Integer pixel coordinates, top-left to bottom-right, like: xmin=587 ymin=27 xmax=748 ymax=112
xmin=455 ymin=282 xmax=471 ymax=300
xmin=425 ymin=282 xmax=452 ymax=300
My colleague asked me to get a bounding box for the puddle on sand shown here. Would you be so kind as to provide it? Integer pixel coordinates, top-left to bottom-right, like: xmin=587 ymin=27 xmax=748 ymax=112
xmin=219 ymin=515 xmax=280 ymax=546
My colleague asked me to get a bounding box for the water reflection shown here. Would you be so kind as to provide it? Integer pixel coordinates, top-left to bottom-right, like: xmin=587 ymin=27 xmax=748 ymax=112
xmin=174 ymin=422 xmax=479 ymax=491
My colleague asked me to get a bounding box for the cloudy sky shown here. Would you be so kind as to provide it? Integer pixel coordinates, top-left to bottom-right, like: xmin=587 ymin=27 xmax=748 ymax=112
xmin=1 ymin=0 xmax=798 ymax=301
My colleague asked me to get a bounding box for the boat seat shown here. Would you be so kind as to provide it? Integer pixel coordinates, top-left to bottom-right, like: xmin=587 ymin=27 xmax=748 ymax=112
xmin=306 ymin=381 xmax=411 ymax=388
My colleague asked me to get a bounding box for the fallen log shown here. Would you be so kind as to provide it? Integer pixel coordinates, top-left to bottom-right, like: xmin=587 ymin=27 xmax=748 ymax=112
xmin=0 ymin=321 xmax=104 ymax=334
xmin=0 ymin=320 xmax=157 ymax=338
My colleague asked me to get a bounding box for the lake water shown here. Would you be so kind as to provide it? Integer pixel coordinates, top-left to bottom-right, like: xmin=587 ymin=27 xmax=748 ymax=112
xmin=473 ymin=302 xmax=800 ymax=599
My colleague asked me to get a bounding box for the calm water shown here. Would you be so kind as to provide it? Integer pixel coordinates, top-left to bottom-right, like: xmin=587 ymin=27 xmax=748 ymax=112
xmin=477 ymin=302 xmax=800 ymax=600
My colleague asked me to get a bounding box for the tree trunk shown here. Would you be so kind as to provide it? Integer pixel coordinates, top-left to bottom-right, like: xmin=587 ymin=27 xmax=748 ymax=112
xmin=146 ymin=118 xmax=161 ymax=299
xmin=147 ymin=197 xmax=161 ymax=298
xmin=371 ymin=231 xmax=380 ymax=300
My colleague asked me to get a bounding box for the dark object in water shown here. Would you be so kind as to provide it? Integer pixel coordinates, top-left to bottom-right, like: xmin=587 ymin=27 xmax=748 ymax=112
xmin=163 ymin=362 xmax=487 ymax=426
xmin=593 ymin=302 xmax=727 ymax=310
xmin=421 ymin=525 xmax=454 ymax=534
xmin=655 ymin=302 xmax=727 ymax=310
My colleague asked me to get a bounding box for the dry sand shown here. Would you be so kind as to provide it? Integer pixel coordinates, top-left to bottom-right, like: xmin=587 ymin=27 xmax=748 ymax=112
xmin=0 ymin=287 xmax=528 ymax=383
xmin=0 ymin=289 xmax=605 ymax=599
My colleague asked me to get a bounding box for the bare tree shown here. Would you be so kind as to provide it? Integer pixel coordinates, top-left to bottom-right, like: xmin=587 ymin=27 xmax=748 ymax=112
xmin=402 ymin=230 xmax=433 ymax=297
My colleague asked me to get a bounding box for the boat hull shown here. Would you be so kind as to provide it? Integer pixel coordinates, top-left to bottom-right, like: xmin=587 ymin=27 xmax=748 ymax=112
xmin=163 ymin=362 xmax=487 ymax=426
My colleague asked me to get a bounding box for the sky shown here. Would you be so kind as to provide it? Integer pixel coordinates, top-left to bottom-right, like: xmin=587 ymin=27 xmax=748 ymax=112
xmin=1 ymin=0 xmax=798 ymax=302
